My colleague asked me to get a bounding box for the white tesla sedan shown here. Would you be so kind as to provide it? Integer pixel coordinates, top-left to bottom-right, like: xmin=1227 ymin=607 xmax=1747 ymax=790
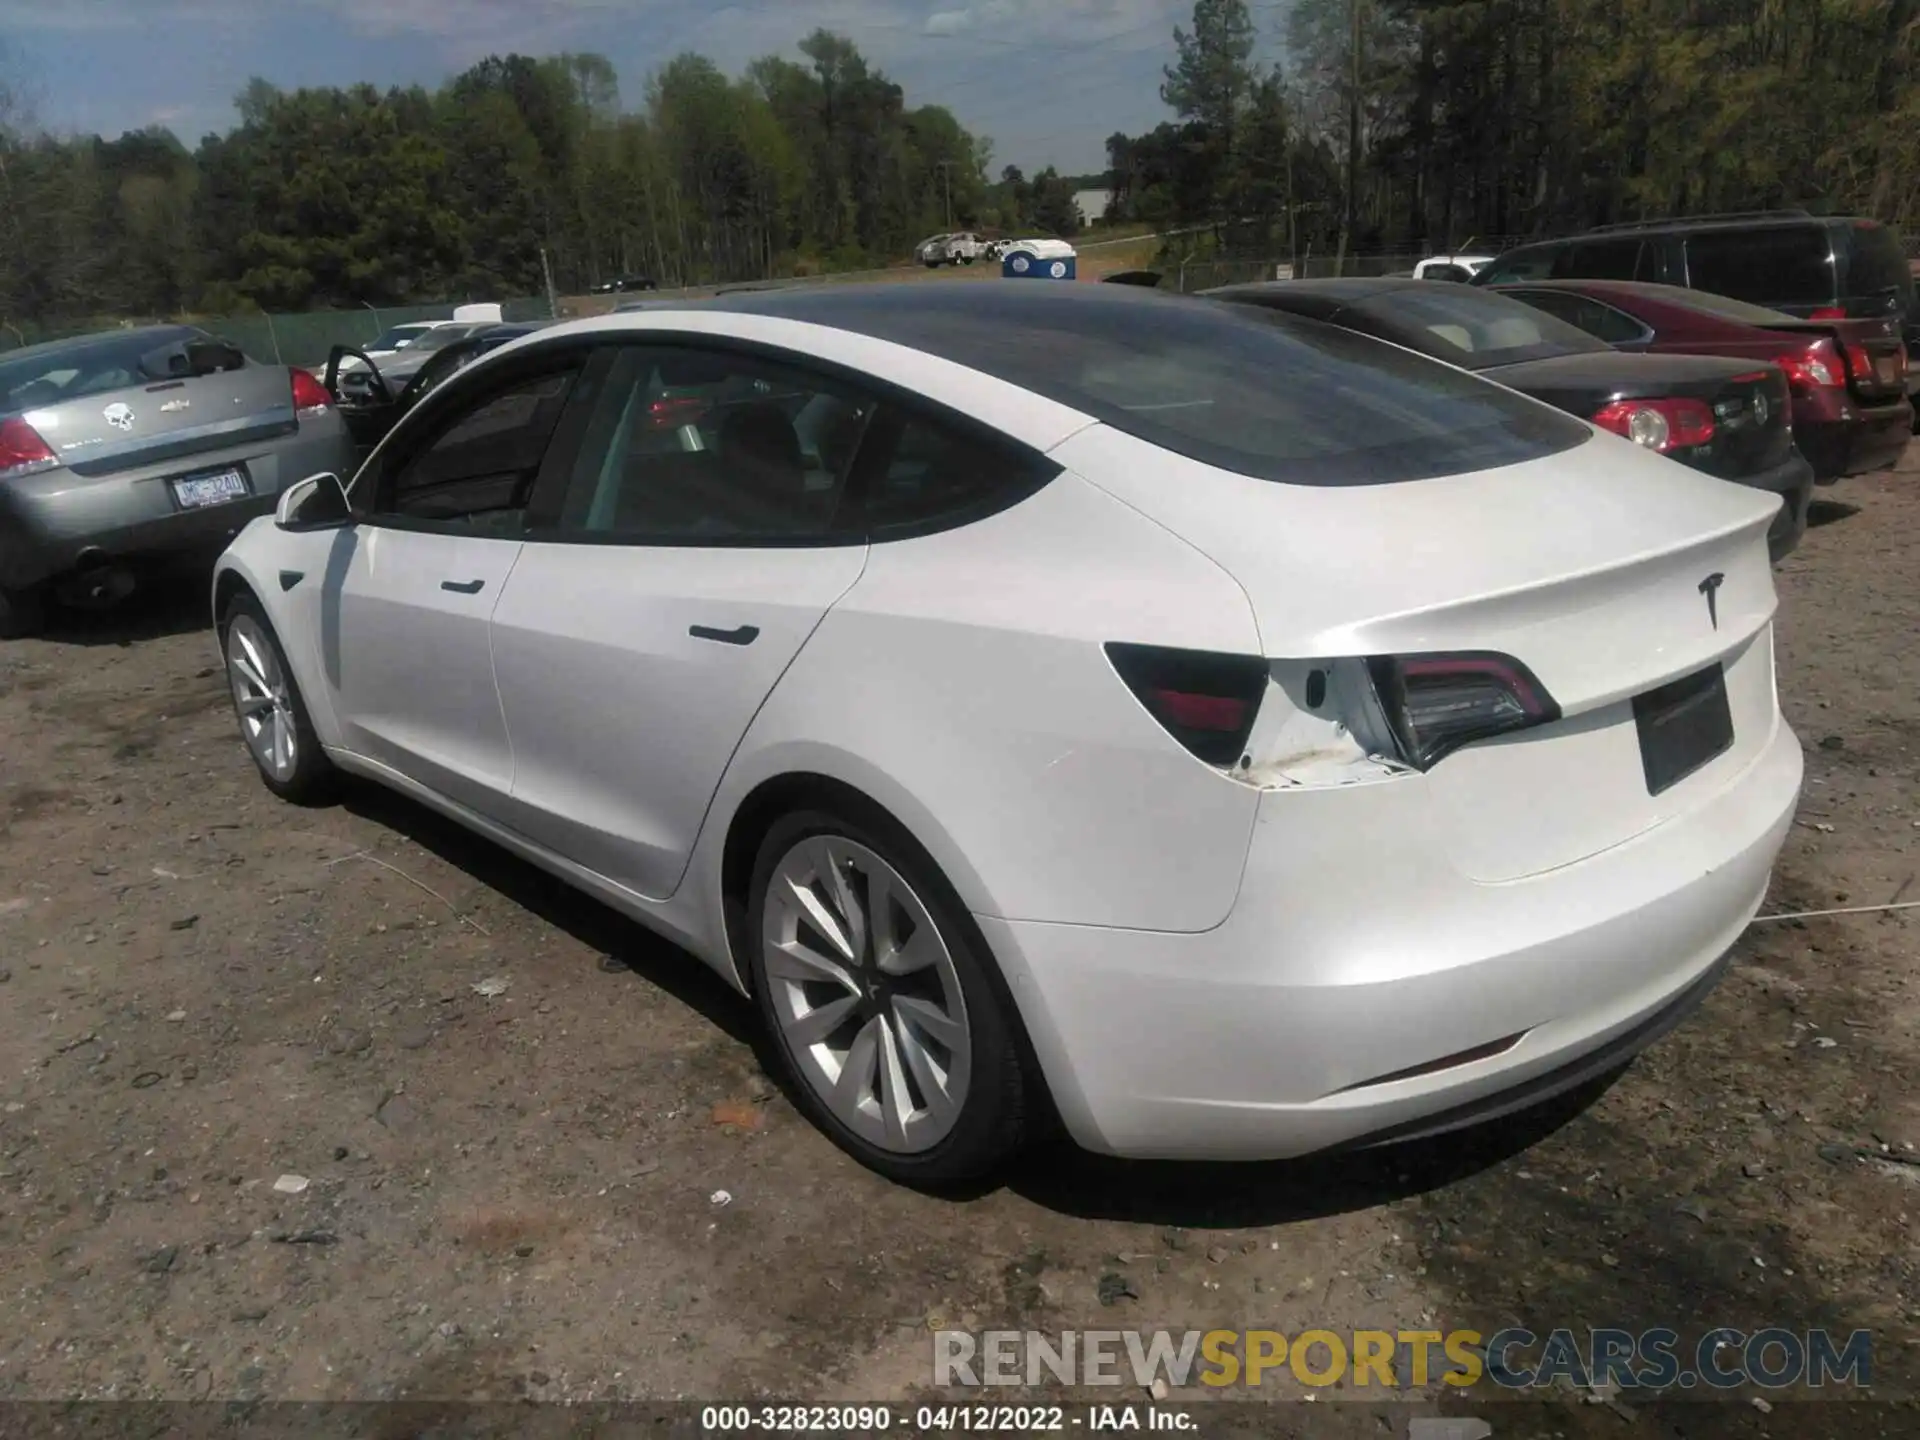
xmin=211 ymin=283 xmax=1802 ymax=1183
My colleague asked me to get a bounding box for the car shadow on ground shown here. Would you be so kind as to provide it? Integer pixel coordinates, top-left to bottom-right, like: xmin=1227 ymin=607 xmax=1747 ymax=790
xmin=337 ymin=777 xmax=761 ymax=1049
xmin=1002 ymin=1072 xmax=1618 ymax=1227
xmin=336 ymin=773 xmax=1614 ymax=1224
xmin=1806 ymin=498 xmax=1861 ymax=530
xmin=38 ymin=569 xmax=215 ymax=647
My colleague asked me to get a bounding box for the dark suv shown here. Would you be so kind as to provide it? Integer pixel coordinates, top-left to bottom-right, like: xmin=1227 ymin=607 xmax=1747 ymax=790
xmin=1473 ymin=213 xmax=1919 ymax=413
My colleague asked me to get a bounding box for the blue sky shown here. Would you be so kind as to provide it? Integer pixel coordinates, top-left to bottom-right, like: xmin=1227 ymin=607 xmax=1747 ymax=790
xmin=0 ymin=0 xmax=1290 ymax=176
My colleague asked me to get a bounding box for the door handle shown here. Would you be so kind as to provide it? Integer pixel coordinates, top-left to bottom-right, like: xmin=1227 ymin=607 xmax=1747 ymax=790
xmin=689 ymin=623 xmax=759 ymax=646
xmin=440 ymin=578 xmax=486 ymax=595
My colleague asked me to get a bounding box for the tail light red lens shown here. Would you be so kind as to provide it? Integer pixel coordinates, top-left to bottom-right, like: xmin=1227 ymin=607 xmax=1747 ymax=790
xmin=1808 ymin=306 xmax=1848 ymax=321
xmin=1590 ymin=397 xmax=1716 ymax=453
xmin=1779 ymin=338 xmax=1843 ymax=390
xmin=1106 ymin=642 xmax=1269 ymax=767
xmin=0 ymin=415 xmax=58 ymax=479
xmin=289 ymin=367 xmax=334 ymax=416
xmin=1367 ymin=652 xmax=1560 ymax=769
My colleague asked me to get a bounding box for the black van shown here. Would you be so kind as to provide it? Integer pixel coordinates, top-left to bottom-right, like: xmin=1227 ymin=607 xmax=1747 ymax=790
xmin=1473 ymin=212 xmax=1919 ymax=405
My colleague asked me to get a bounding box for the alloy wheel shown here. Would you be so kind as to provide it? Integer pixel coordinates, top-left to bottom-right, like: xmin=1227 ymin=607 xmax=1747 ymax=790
xmin=761 ymin=835 xmax=972 ymax=1153
xmin=226 ymin=614 xmax=298 ymax=782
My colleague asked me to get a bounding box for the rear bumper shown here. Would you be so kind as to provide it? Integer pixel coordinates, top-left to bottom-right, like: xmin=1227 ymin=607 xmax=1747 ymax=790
xmin=1795 ymin=406 xmax=1910 ymax=481
xmin=0 ymin=415 xmax=353 ymax=592
xmin=984 ymin=713 xmax=1802 ymax=1161
xmin=1722 ymin=449 xmax=1813 ymax=561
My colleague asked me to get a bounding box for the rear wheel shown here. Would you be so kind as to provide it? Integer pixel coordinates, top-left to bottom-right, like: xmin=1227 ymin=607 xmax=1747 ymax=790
xmin=0 ymin=585 xmax=46 ymax=640
xmin=220 ymin=592 xmax=335 ymax=804
xmin=746 ymin=808 xmax=1029 ymax=1184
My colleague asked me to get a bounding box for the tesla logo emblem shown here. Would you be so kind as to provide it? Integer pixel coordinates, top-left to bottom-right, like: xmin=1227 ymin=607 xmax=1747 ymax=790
xmin=102 ymin=402 xmax=134 ymax=432
xmin=1699 ymin=571 xmax=1725 ymax=630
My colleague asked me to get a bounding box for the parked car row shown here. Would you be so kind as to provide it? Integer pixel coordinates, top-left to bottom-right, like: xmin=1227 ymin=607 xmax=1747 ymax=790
xmin=913 ymin=232 xmax=1011 ymax=267
xmin=202 ymin=278 xmax=1801 ymax=1186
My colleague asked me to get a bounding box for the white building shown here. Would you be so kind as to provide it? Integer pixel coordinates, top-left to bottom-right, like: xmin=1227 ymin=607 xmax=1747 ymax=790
xmin=1071 ymin=189 xmax=1115 ymax=227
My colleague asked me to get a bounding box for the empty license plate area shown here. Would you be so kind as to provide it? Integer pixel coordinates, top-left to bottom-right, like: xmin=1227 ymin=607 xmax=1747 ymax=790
xmin=1633 ymin=663 xmax=1734 ymax=796
xmin=169 ymin=466 xmax=251 ymax=510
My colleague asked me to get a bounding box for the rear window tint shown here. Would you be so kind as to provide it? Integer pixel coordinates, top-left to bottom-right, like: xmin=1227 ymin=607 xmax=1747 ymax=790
xmin=1475 ymin=246 xmax=1560 ymax=284
xmin=0 ymin=327 xmax=222 ymax=412
xmin=1842 ymin=222 xmax=1913 ymax=302
xmin=716 ymin=285 xmax=1589 ymax=484
xmin=1685 ymin=227 xmax=1834 ymax=306
xmin=1346 ymin=285 xmax=1608 ymax=369
xmin=1656 ymin=288 xmax=1798 ymax=325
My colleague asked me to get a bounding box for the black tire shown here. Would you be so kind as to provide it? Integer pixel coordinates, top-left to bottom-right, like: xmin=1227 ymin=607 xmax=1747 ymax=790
xmin=745 ymin=806 xmax=1030 ymax=1185
xmin=219 ymin=590 xmax=336 ymax=805
xmin=0 ymin=585 xmax=46 ymax=640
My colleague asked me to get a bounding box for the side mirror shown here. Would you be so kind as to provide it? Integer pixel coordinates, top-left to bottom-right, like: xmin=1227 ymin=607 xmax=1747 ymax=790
xmin=275 ymin=472 xmax=353 ymax=531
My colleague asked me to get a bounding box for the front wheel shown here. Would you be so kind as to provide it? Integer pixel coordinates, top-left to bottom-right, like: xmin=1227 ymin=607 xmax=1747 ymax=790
xmin=220 ymin=592 xmax=335 ymax=804
xmin=746 ymin=808 xmax=1030 ymax=1184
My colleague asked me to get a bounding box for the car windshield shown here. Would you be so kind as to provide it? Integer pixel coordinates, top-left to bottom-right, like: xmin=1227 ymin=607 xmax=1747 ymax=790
xmin=369 ymin=326 xmax=433 ymax=351
xmin=0 ymin=327 xmax=211 ymax=412
xmin=1348 ymin=285 xmax=1609 ymax=369
xmin=407 ymin=326 xmax=477 ymax=354
xmin=721 ymin=285 xmax=1587 ymax=485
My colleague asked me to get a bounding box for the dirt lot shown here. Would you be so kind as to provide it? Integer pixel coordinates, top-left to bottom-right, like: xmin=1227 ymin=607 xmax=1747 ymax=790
xmin=3 ymin=454 xmax=1920 ymax=1436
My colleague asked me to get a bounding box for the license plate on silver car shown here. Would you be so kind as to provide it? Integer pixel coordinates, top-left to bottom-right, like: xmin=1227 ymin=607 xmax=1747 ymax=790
xmin=1878 ymin=356 xmax=1900 ymax=386
xmin=170 ymin=467 xmax=250 ymax=509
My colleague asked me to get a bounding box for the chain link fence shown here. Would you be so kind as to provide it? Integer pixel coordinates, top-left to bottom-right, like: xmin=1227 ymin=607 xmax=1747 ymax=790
xmin=1162 ymin=254 xmax=1439 ymax=293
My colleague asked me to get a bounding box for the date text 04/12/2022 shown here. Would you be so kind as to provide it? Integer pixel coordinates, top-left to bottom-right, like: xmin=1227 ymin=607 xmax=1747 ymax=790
xmin=699 ymin=1404 xmax=1197 ymax=1432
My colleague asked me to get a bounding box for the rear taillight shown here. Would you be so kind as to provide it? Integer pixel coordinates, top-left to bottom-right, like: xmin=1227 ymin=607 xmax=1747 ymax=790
xmin=1779 ymin=338 xmax=1844 ymax=390
xmin=290 ymin=367 xmax=333 ymax=418
xmin=1106 ymin=643 xmax=1268 ymax=766
xmin=1367 ymin=652 xmax=1560 ymax=769
xmin=0 ymin=415 xmax=58 ymax=479
xmin=1591 ymin=397 xmax=1716 ymax=452
xmin=1809 ymin=306 xmax=1847 ymax=321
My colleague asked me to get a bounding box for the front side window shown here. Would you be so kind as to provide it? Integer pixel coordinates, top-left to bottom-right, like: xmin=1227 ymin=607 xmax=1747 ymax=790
xmin=376 ymin=366 xmax=580 ymax=531
xmin=552 ymin=346 xmax=874 ymax=541
xmin=1685 ymin=226 xmax=1834 ymax=306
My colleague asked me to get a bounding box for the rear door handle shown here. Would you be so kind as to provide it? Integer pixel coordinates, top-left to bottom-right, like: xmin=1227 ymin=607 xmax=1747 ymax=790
xmin=689 ymin=624 xmax=759 ymax=646
xmin=440 ymin=578 xmax=486 ymax=595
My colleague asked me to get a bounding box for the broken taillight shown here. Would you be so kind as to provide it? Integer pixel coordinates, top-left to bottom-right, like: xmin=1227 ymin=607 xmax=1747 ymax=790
xmin=1366 ymin=651 xmax=1560 ymax=769
xmin=1105 ymin=642 xmax=1269 ymax=767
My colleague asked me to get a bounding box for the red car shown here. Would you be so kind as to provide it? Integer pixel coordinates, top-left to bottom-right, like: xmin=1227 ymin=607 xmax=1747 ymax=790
xmin=1492 ymin=279 xmax=1910 ymax=482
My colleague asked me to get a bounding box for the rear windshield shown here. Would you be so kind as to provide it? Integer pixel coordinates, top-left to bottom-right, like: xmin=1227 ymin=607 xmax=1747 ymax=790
xmin=1842 ymin=222 xmax=1913 ymax=303
xmin=0 ymin=327 xmax=218 ymax=413
xmin=370 ymin=325 xmax=434 ymax=350
xmin=1346 ymin=285 xmax=1608 ymax=369
xmin=1654 ymin=288 xmax=1798 ymax=325
xmin=1472 ymin=245 xmax=1561 ymax=285
xmin=1685 ymin=226 xmax=1835 ymax=306
xmin=751 ymin=288 xmax=1586 ymax=484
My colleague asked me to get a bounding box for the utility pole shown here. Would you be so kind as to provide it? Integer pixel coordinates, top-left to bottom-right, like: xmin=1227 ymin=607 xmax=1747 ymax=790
xmin=1337 ymin=0 xmax=1363 ymax=277
xmin=936 ymin=160 xmax=954 ymax=229
xmin=540 ymin=245 xmax=559 ymax=319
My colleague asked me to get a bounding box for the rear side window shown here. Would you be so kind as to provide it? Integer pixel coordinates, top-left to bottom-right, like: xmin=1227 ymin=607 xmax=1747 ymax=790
xmin=1475 ymin=245 xmax=1560 ymax=284
xmin=1841 ymin=222 xmax=1913 ymax=305
xmin=863 ymin=410 xmax=1058 ymax=537
xmin=1345 ymin=285 xmax=1608 ymax=368
xmin=1685 ymin=226 xmax=1834 ymax=306
xmin=1508 ymin=290 xmax=1649 ymax=345
xmin=1554 ymin=238 xmax=1647 ymax=281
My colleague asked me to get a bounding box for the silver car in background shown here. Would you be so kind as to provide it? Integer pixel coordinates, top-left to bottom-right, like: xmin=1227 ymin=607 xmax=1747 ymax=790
xmin=0 ymin=325 xmax=353 ymax=636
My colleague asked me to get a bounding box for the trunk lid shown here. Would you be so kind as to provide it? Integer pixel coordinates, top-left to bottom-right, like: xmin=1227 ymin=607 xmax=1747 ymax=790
xmin=1486 ymin=352 xmax=1794 ymax=481
xmin=32 ymin=343 xmax=298 ymax=478
xmin=1056 ymin=423 xmax=1787 ymax=881
xmin=1756 ymin=315 xmax=1907 ymax=401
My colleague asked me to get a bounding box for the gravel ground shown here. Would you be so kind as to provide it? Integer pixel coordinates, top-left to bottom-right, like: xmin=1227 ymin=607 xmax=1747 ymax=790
xmin=2 ymin=453 xmax=1918 ymax=1436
